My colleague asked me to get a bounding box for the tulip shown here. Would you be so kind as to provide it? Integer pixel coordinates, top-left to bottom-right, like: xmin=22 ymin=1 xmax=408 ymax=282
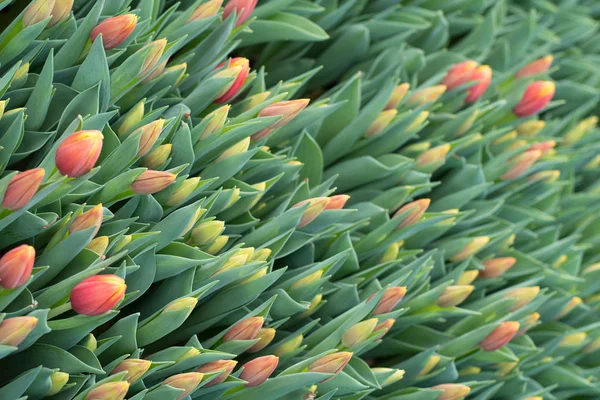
xmin=555 ymin=297 xmax=582 ymax=319
xmin=252 ymin=248 xmax=272 ymax=262
xmin=214 ymin=57 xmax=250 ymax=103
xmin=516 ymin=312 xmax=540 ymax=337
xmin=308 ymin=352 xmax=352 ymax=382
xmin=373 ymin=318 xmax=395 ymax=337
xmin=290 ymin=270 xmax=323 ymax=290
xmin=201 ymin=105 xmax=230 ymax=139
xmin=565 ymin=116 xmax=598 ymax=145
xmin=252 ymin=99 xmax=310 ymax=140
xmin=70 ymin=275 xmax=126 ymax=316
xmin=437 ymin=285 xmax=474 ymax=307
xmin=559 ymin=332 xmax=587 ymax=347
xmin=164 ymin=297 xmax=197 ymax=320
xmin=479 ymin=321 xmax=520 ymax=351
xmin=0 ymin=244 xmax=35 ymax=290
xmin=111 ymin=359 xmax=152 ymax=383
xmin=117 ymin=101 xmax=144 ymax=137
xmin=480 ymin=257 xmax=516 ymax=279
xmin=69 ymin=204 xmax=103 ymax=238
xmin=418 ymin=355 xmax=440 ymax=376
xmin=407 ymin=85 xmax=446 ymax=106
xmin=394 ymin=199 xmax=430 ymax=229
xmin=49 ymin=0 xmax=73 ymax=26
xmin=407 ymin=111 xmax=429 ymax=131
xmin=274 ymin=335 xmax=303 ymax=356
xmin=416 ymin=144 xmax=451 ymax=171
xmin=504 ymin=286 xmax=540 ymax=311
xmin=450 ymin=236 xmax=489 ymax=261
xmin=240 ymin=355 xmax=279 ymax=386
xmin=516 ymin=55 xmax=553 ymax=79
xmin=81 ymin=334 xmax=97 ymax=351
xmin=524 ymin=397 xmax=543 ymax=400
xmin=513 ymin=81 xmax=555 ymax=117
xmin=205 ymin=235 xmax=229 ymax=255
xmin=141 ymin=144 xmax=171 ymax=169
xmin=379 ymin=241 xmax=400 ymax=263
xmin=465 ymin=65 xmax=492 ymax=103
xmin=223 ymin=0 xmax=258 ymax=26
xmin=325 ymin=194 xmax=350 ymax=210
xmin=501 ymin=150 xmax=542 ymax=180
xmin=166 ymin=178 xmax=200 ymax=207
xmin=292 ymin=197 xmax=330 ymax=228
xmin=139 ymin=39 xmax=167 ymax=78
xmin=164 ymin=63 xmax=188 ymax=87
xmin=364 ymin=109 xmax=397 ymax=138
xmin=85 ymin=381 xmax=129 ymax=400
xmin=443 ymin=61 xmax=479 ymax=90
xmin=0 ymin=316 xmax=38 ymax=346
xmin=55 ymin=130 xmax=103 ymax=178
xmin=248 ymin=328 xmax=276 ymax=353
xmin=528 ymin=170 xmax=560 ymax=183
xmin=456 ymin=270 xmax=479 ymax=285
xmin=131 ymin=170 xmax=176 ymax=194
xmin=342 ymin=319 xmax=378 ymax=348
xmin=187 ymin=0 xmax=223 ymax=22
xmin=372 ymin=287 xmax=407 ymax=315
xmin=196 ymin=360 xmax=237 ymax=386
xmin=431 ymin=384 xmax=471 ymax=400
xmin=300 ymin=294 xmax=322 ymax=318
xmin=47 ymin=371 xmax=69 ymax=396
xmin=191 ymin=220 xmax=225 ymax=246
xmin=372 ymin=368 xmax=405 ymax=386
xmin=22 ymin=0 xmax=54 ymax=27
xmin=224 ymin=316 xmax=264 ymax=342
xmin=90 ymin=14 xmax=138 ymax=50
xmin=385 ymin=83 xmax=411 ymax=110
xmin=134 ymin=119 xmax=165 ymax=158
xmin=517 ymin=120 xmax=545 ymax=137
xmin=162 ymin=373 xmax=203 ymax=400
xmin=529 ymin=140 xmax=556 ymax=157
xmin=496 ymin=362 xmax=517 ymax=375
xmin=217 ymin=137 xmax=250 ymax=162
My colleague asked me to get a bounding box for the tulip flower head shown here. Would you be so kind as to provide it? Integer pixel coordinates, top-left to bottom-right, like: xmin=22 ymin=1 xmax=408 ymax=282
xmin=22 ymin=0 xmax=54 ymax=27
xmin=516 ymin=55 xmax=553 ymax=79
xmin=442 ymin=61 xmax=479 ymax=90
xmin=0 ymin=244 xmax=35 ymax=289
xmin=223 ymin=0 xmax=258 ymax=26
xmin=239 ymin=355 xmax=279 ymax=387
xmin=90 ymin=14 xmax=138 ymax=50
xmin=224 ymin=316 xmax=264 ymax=342
xmin=2 ymin=169 xmax=45 ymax=211
xmin=0 ymin=316 xmax=38 ymax=346
xmin=394 ymin=199 xmax=430 ymax=229
xmin=70 ymin=275 xmax=126 ymax=315
xmin=131 ymin=170 xmax=176 ymax=194
xmin=196 ymin=360 xmax=237 ymax=386
xmin=55 ymin=130 xmax=104 ymax=178
xmin=214 ymin=58 xmax=250 ymax=103
xmin=479 ymin=321 xmax=520 ymax=351
xmin=513 ymin=81 xmax=555 ymax=117
xmin=465 ymin=65 xmax=492 ymax=103
xmin=252 ymin=99 xmax=310 ymax=141
xmin=85 ymin=381 xmax=129 ymax=400
xmin=162 ymin=373 xmax=204 ymax=400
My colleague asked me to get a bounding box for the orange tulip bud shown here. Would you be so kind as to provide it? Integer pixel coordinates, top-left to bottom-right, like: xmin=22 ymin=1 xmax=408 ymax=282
xmin=214 ymin=58 xmax=250 ymax=103
xmin=308 ymin=352 xmax=352 ymax=381
xmin=450 ymin=236 xmax=490 ymax=261
xmin=85 ymin=381 xmax=129 ymax=400
xmin=0 ymin=245 xmax=35 ymax=289
xmin=293 ymin=197 xmax=331 ymax=228
xmin=223 ymin=0 xmax=258 ymax=26
xmin=196 ymin=360 xmax=237 ymax=386
xmin=364 ymin=109 xmax=397 ymax=138
xmin=22 ymin=0 xmax=54 ymax=27
xmin=49 ymin=0 xmax=73 ymax=26
xmin=252 ymin=99 xmax=310 ymax=141
xmin=0 ymin=316 xmax=37 ymax=346
xmin=69 ymin=204 xmax=103 ymax=237
xmin=372 ymin=287 xmax=407 ymax=315
xmin=224 ymin=316 xmax=264 ymax=342
xmin=431 ymin=384 xmax=471 ymax=400
xmin=239 ymin=355 xmax=279 ymax=387
xmin=90 ymin=14 xmax=137 ymax=50
xmin=504 ymin=286 xmax=540 ymax=311
xmin=2 ymin=168 xmax=45 ymax=211
xmin=131 ymin=170 xmax=176 ymax=195
xmin=247 ymin=328 xmax=276 ymax=353
xmin=139 ymin=39 xmax=167 ymax=78
xmin=70 ymin=275 xmax=126 ymax=316
xmin=111 ymin=359 xmax=152 ymax=383
xmin=529 ymin=140 xmax=556 ymax=157
xmin=465 ymin=65 xmax=492 ymax=103
xmin=373 ymin=318 xmax=395 ymax=337
xmin=135 ymin=119 xmax=165 ymax=158
xmin=325 ymin=194 xmax=350 ymax=210
xmin=480 ymin=257 xmax=516 ymax=279
xmin=516 ymin=55 xmax=553 ymax=79
xmin=162 ymin=373 xmax=203 ymax=400
xmin=479 ymin=321 xmax=520 ymax=351
xmin=437 ymin=285 xmax=474 ymax=307
xmin=342 ymin=319 xmax=378 ymax=348
xmin=442 ymin=60 xmax=479 ymax=90
xmin=385 ymin=83 xmax=410 ymax=110
xmin=187 ymin=0 xmax=223 ymax=22
xmin=393 ymin=199 xmax=430 ymax=229
xmin=502 ymin=150 xmax=542 ymax=180
xmin=55 ymin=130 xmax=103 ymax=178
xmin=513 ymin=81 xmax=555 ymax=117
xmin=407 ymin=85 xmax=446 ymax=106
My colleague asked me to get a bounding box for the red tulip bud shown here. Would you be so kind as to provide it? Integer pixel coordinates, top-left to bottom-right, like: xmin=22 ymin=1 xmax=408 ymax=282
xmin=516 ymin=55 xmax=553 ymax=79
xmin=502 ymin=150 xmax=542 ymax=180
xmin=196 ymin=360 xmax=237 ymax=386
xmin=223 ymin=0 xmax=258 ymax=27
xmin=90 ymin=14 xmax=138 ymax=50
xmin=69 ymin=204 xmax=103 ymax=237
xmin=0 ymin=316 xmax=37 ymax=346
xmin=131 ymin=170 xmax=176 ymax=195
xmin=70 ymin=275 xmax=126 ymax=316
xmin=0 ymin=245 xmax=35 ymax=289
xmin=214 ymin=57 xmax=250 ymax=103
xmin=224 ymin=316 xmax=264 ymax=342
xmin=513 ymin=81 xmax=555 ymax=117
xmin=325 ymin=195 xmax=350 ymax=210
xmin=529 ymin=140 xmax=556 ymax=157
xmin=465 ymin=65 xmax=492 ymax=103
xmin=239 ymin=355 xmax=279 ymax=387
xmin=373 ymin=318 xmax=395 ymax=337
xmin=252 ymin=99 xmax=310 ymax=141
xmin=55 ymin=130 xmax=103 ymax=178
xmin=478 ymin=321 xmax=520 ymax=351
xmin=442 ymin=60 xmax=479 ymax=90
xmin=2 ymin=168 xmax=45 ymax=210
xmin=393 ymin=199 xmax=430 ymax=229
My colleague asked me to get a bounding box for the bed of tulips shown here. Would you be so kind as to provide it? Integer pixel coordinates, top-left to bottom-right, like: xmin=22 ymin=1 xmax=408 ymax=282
xmin=0 ymin=0 xmax=599 ymax=399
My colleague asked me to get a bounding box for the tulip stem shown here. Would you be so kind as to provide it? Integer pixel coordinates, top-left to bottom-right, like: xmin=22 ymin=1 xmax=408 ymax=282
xmin=48 ymin=302 xmax=73 ymax=319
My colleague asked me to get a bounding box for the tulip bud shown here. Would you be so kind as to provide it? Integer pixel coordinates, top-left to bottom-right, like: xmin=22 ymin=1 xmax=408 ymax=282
xmin=416 ymin=144 xmax=451 ymax=171
xmin=252 ymin=248 xmax=272 ymax=262
xmin=223 ymin=0 xmax=258 ymax=26
xmin=86 ymin=236 xmax=109 ymax=256
xmin=478 ymin=321 xmax=520 ymax=351
xmin=407 ymin=111 xmax=429 ymax=131
xmin=308 ymin=352 xmax=352 ymax=381
xmin=81 ymin=333 xmax=97 ymax=351
xmin=47 ymin=371 xmax=69 ymax=396
xmin=555 ymin=297 xmax=582 ymax=319
xmin=214 ymin=58 xmax=250 ymax=103
xmin=240 ymin=355 xmax=278 ymax=387
xmin=248 ymin=328 xmax=276 ymax=353
xmin=516 ymin=55 xmax=553 ymax=79
xmin=513 ymin=81 xmax=555 ymax=117
xmin=450 ymin=236 xmax=489 ymax=262
xmin=504 ymin=286 xmax=540 ymax=311
xmin=437 ymin=285 xmax=474 ymax=307
xmin=164 ymin=178 xmax=199 ymax=208
xmin=290 ymin=270 xmax=323 ymax=290
xmin=559 ymin=332 xmax=587 ymax=347
xmin=418 ymin=355 xmax=440 ymax=376
xmin=13 ymin=63 xmax=29 ymax=89
xmin=0 ymin=316 xmax=38 ymax=346
xmin=111 ymin=359 xmax=152 ymax=383
xmin=141 ymin=144 xmax=171 ymax=169
xmin=56 ymin=130 xmax=103 ymax=178
xmin=49 ymin=0 xmax=73 ymax=26
xmin=502 ymin=150 xmax=542 ymax=180
xmin=431 ymin=384 xmax=471 ymax=400
xmin=516 ymin=313 xmax=540 ymax=337
xmin=300 ymin=294 xmax=322 ymax=318
xmin=164 ymin=297 xmax=198 ymax=320
xmin=85 ymin=381 xmax=129 ymax=400
xmin=70 ymin=275 xmax=126 ymax=316
xmin=517 ymin=120 xmax=545 ymax=137
xmin=364 ymin=109 xmax=397 ymax=138
xmin=22 ymin=0 xmax=54 ymax=27
xmin=584 ymin=263 xmax=600 ymax=275
xmin=206 ymin=235 xmax=229 ymax=255
xmin=442 ymin=61 xmax=479 ymax=90
xmin=407 ymin=85 xmax=446 ymax=106
xmin=480 ymin=257 xmax=516 ymax=279
xmin=217 ymin=137 xmax=250 ymax=162
xmin=274 ymin=335 xmax=303 ymax=356
xmin=342 ymin=319 xmax=378 ymax=348
xmin=91 ymin=14 xmax=137 ymax=50
xmin=131 ymin=170 xmax=176 ymax=195
xmin=162 ymin=373 xmax=203 ymax=400
xmin=384 ymin=83 xmax=410 ymax=110
xmin=201 ymin=105 xmax=230 ymax=139
xmin=326 ymin=194 xmax=350 ymax=210
xmin=177 ymin=348 xmax=200 ymax=363
xmin=191 ymin=220 xmax=225 ymax=246
xmin=117 ymin=101 xmax=144 ymax=137
xmin=524 ymin=397 xmax=543 ymax=400
xmin=164 ymin=63 xmax=188 ymax=87
xmin=196 ymin=360 xmax=237 ymax=386
xmin=0 ymin=101 xmax=6 ymax=120
xmin=373 ymin=318 xmax=395 ymax=337
xmin=187 ymin=0 xmax=223 ymax=22
xmin=0 ymin=244 xmax=35 ymax=290
xmin=465 ymin=65 xmax=492 ymax=103
xmin=293 ymin=197 xmax=330 ymax=228
xmin=456 ymin=270 xmax=479 ymax=285
xmin=379 ymin=241 xmax=400 ymax=263
xmin=69 ymin=204 xmax=103 ymax=238
xmin=373 ymin=287 xmax=407 ymax=315
xmin=371 ymin=368 xmax=405 ymax=386
xmin=224 ymin=317 xmax=264 ymax=342
xmin=394 ymin=199 xmax=430 ymax=229
xmin=252 ymin=99 xmax=310 ymax=141
xmin=565 ymin=115 xmax=598 ymax=145
xmin=139 ymin=39 xmax=167 ymax=78
xmin=529 ymin=140 xmax=556 ymax=157
xmin=135 ymin=119 xmax=165 ymax=158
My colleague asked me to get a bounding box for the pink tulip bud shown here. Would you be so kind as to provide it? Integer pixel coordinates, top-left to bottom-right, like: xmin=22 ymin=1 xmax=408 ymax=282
xmin=513 ymin=81 xmax=555 ymax=117
xmin=135 ymin=119 xmax=165 ymax=158
xmin=308 ymin=352 xmax=352 ymax=382
xmin=293 ymin=197 xmax=331 ymax=228
xmin=85 ymin=381 xmax=129 ymax=400
xmin=516 ymin=55 xmax=553 ymax=79
xmin=131 ymin=170 xmax=176 ymax=195
xmin=22 ymin=0 xmax=54 ymax=27
xmin=224 ymin=316 xmax=264 ymax=342
xmin=49 ymin=0 xmax=73 ymax=26
xmin=529 ymin=140 xmax=556 ymax=157
xmin=0 ymin=316 xmax=37 ymax=346
xmin=248 ymin=328 xmax=276 ymax=353
xmin=431 ymin=384 xmax=471 ymax=400
xmin=465 ymin=65 xmax=492 ymax=103
xmin=479 ymin=321 xmax=520 ymax=351
xmin=480 ymin=257 xmax=517 ymax=279
xmin=504 ymin=286 xmax=540 ymax=311
xmin=385 ymin=83 xmax=410 ymax=110
xmin=214 ymin=58 xmax=250 ymax=103
xmin=188 ymin=0 xmax=223 ymax=22
xmin=325 ymin=195 xmax=350 ymax=210
xmin=111 ymin=359 xmax=152 ymax=383
xmin=55 ymin=130 xmax=103 ymax=178
xmin=196 ymin=360 xmax=237 ymax=386
xmin=0 ymin=245 xmax=35 ymax=289
xmin=372 ymin=287 xmax=407 ymax=315
xmin=2 ymin=168 xmax=45 ymax=210
xmin=393 ymin=199 xmax=430 ymax=229
xmin=502 ymin=150 xmax=542 ymax=180
xmin=162 ymin=373 xmax=203 ymax=400
xmin=442 ymin=61 xmax=479 ymax=90
xmin=239 ymin=355 xmax=279 ymax=387
xmin=70 ymin=275 xmax=126 ymax=316
xmin=69 ymin=204 xmax=103 ymax=237
xmin=139 ymin=39 xmax=167 ymax=78
xmin=90 ymin=14 xmax=138 ymax=50
xmin=437 ymin=285 xmax=474 ymax=307
xmin=223 ymin=0 xmax=258 ymax=26
xmin=252 ymin=99 xmax=310 ymax=141
xmin=407 ymin=85 xmax=446 ymax=106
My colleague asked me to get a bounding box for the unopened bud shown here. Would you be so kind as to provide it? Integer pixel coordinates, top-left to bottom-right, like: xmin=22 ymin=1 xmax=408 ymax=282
xmin=583 ymin=263 xmax=600 ymax=275
xmin=559 ymin=332 xmax=587 ymax=347
xmin=504 ymin=286 xmax=540 ymax=311
xmin=81 ymin=334 xmax=97 ymax=351
xmin=479 ymin=321 xmax=520 ymax=351
xmin=201 ymin=105 xmax=230 ymax=139
xmin=326 ymin=194 xmax=350 ymax=210
xmin=456 ymin=270 xmax=479 ymax=285
xmin=49 ymin=0 xmax=73 ymax=26
xmin=70 ymin=274 xmax=126 ymax=316
xmin=252 ymin=99 xmax=310 ymax=141
xmin=465 ymin=65 xmax=492 ymax=103
xmin=56 ymin=130 xmax=103 ymax=178
xmin=0 ymin=244 xmax=35 ymax=289
xmin=513 ymin=81 xmax=555 ymax=118
xmin=371 ymin=368 xmax=405 ymax=386
xmin=111 ymin=359 xmax=152 ymax=383
xmin=164 ymin=63 xmax=187 ymax=86
xmin=364 ymin=109 xmax=397 ymax=138
xmin=450 ymin=236 xmax=489 ymax=261
xmin=70 ymin=204 xmax=103 ymax=237
xmin=407 ymin=85 xmax=446 ymax=106
xmin=118 ymin=101 xmax=144 ymax=137
xmin=86 ymin=236 xmax=109 ymax=256
xmin=166 ymin=178 xmax=200 ymax=207
xmin=196 ymin=360 xmax=237 ymax=386
xmin=501 ymin=150 xmax=540 ymax=180
xmin=442 ymin=61 xmax=479 ymax=90
xmin=47 ymin=371 xmax=69 ymax=396
xmin=224 ymin=316 xmax=264 ymax=342
xmin=217 ymin=137 xmax=250 ymax=162
xmin=308 ymin=352 xmax=352 ymax=382
xmin=139 ymin=39 xmax=167 ymax=78
xmin=132 ymin=170 xmax=176 ymax=194
xmin=480 ymin=257 xmax=516 ymax=279
xmin=565 ymin=116 xmax=599 ymax=145
xmin=191 ymin=220 xmax=225 ymax=246
xmin=300 ymin=294 xmax=322 ymax=318
xmin=418 ymin=355 xmax=440 ymax=376
xmin=458 ymin=366 xmax=481 ymax=376
xmin=342 ymin=319 xmax=378 ymax=348
xmin=393 ymin=199 xmax=430 ymax=229
xmin=496 ymin=362 xmax=517 ymax=375
xmin=407 ymin=111 xmax=429 ymax=131
xmin=516 ymin=55 xmax=553 ymax=79
xmin=178 ymin=348 xmax=200 ymax=362
xmin=206 ymin=235 xmax=229 ymax=255
xmin=0 ymin=316 xmax=38 ymax=346
xmin=555 ymin=297 xmax=582 ymax=319
xmin=431 ymin=384 xmax=471 ymax=400
xmin=164 ymin=297 xmax=197 ymax=320
xmin=516 ymin=120 xmax=545 ymax=137
xmin=136 ymin=119 xmax=165 ymax=158
xmin=385 ymin=83 xmax=410 ymax=110
xmin=416 ymin=144 xmax=451 ymax=171
xmin=223 ymin=0 xmax=258 ymax=27
xmin=22 ymin=0 xmax=54 ymax=27
xmin=248 ymin=328 xmax=276 ymax=353
xmin=187 ymin=0 xmax=223 ymax=22
xmin=252 ymin=248 xmax=272 ymax=262
xmin=274 ymin=335 xmax=303 ymax=356
xmin=90 ymin=14 xmax=138 ymax=50
xmin=291 ymin=270 xmax=323 ymax=290
xmin=373 ymin=287 xmax=407 ymax=315
xmin=85 ymin=381 xmax=129 ymax=400
xmin=141 ymin=144 xmax=171 ymax=169
xmin=379 ymin=242 xmax=400 ymax=263
xmin=529 ymin=140 xmax=556 ymax=157
xmin=437 ymin=285 xmax=474 ymax=307
xmin=162 ymin=373 xmax=203 ymax=400
xmin=293 ymin=197 xmax=331 ymax=228
xmin=516 ymin=313 xmax=540 ymax=337
xmin=373 ymin=318 xmax=395 ymax=337
xmin=214 ymin=58 xmax=250 ymax=103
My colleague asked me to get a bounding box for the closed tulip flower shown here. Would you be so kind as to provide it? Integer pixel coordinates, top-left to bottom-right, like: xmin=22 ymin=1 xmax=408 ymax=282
xmin=0 ymin=245 xmax=35 ymax=289
xmin=70 ymin=275 xmax=126 ymax=315
xmin=55 ymin=130 xmax=103 ymax=178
